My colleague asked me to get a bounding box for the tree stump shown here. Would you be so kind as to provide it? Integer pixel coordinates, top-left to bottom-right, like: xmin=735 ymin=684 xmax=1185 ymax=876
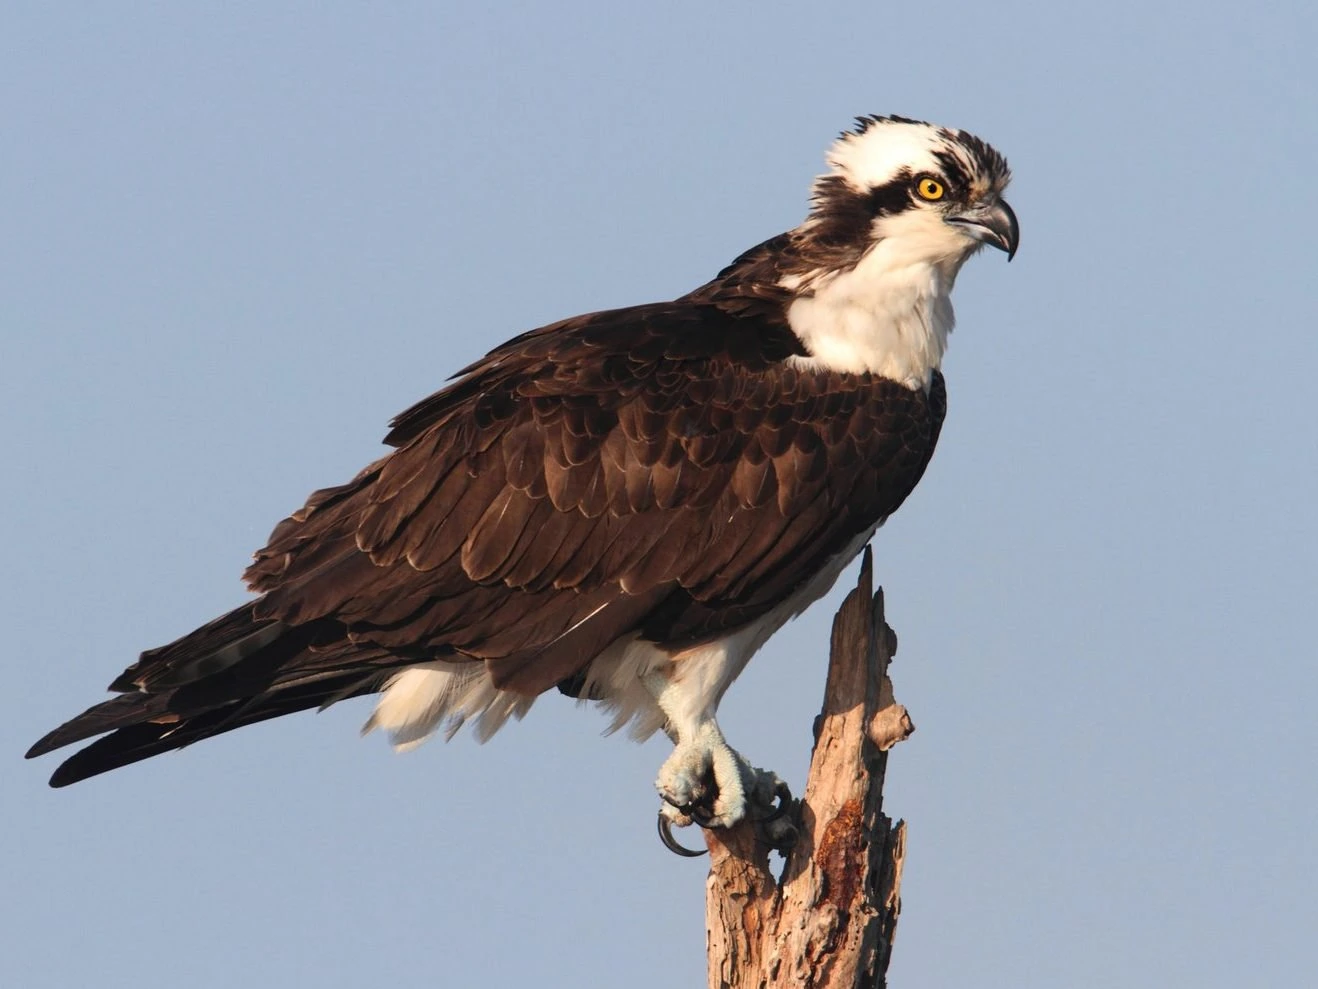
xmin=705 ymin=547 xmax=913 ymax=988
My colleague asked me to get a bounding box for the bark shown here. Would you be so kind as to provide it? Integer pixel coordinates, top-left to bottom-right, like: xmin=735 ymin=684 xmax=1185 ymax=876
xmin=705 ymin=547 xmax=913 ymax=988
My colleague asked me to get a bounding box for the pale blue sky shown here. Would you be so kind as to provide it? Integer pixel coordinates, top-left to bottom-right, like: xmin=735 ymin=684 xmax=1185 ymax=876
xmin=5 ymin=3 xmax=1316 ymax=987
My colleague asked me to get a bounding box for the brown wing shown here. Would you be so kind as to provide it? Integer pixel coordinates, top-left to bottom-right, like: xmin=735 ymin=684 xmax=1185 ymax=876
xmin=243 ymin=301 xmax=945 ymax=691
xmin=28 ymin=301 xmax=945 ymax=784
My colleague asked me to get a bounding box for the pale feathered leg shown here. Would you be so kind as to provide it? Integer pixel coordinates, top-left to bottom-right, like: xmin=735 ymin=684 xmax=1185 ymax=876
xmin=645 ymin=670 xmax=795 ymax=841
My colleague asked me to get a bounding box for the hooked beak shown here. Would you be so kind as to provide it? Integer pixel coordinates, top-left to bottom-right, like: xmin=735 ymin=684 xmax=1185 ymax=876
xmin=947 ymin=198 xmax=1019 ymax=260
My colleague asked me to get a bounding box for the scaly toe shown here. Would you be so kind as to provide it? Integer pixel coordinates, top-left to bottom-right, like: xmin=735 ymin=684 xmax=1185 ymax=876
xmin=655 ymin=744 xmax=713 ymax=814
xmin=740 ymin=762 xmax=788 ymax=811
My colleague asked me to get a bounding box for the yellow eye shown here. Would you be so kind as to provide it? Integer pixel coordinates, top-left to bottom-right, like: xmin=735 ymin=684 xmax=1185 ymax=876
xmin=916 ymin=177 xmax=945 ymax=201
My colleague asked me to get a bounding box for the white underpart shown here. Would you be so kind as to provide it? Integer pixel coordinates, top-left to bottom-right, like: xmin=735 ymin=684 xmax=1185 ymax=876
xmin=363 ymin=660 xmax=534 ymax=750
xmin=784 ymin=221 xmax=967 ymax=390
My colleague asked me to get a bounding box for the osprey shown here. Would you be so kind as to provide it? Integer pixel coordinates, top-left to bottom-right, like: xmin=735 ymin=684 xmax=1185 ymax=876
xmin=28 ymin=115 xmax=1016 ymax=842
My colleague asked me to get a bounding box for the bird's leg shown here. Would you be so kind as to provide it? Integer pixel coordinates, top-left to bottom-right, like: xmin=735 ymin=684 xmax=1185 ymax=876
xmin=644 ymin=671 xmax=792 ymax=833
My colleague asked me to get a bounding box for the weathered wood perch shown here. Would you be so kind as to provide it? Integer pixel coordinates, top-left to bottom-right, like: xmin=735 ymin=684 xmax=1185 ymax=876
xmin=705 ymin=547 xmax=914 ymax=988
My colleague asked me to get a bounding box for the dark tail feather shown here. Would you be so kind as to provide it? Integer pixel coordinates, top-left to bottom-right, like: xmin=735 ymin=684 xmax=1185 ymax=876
xmin=108 ymin=607 xmax=289 ymax=693
xmin=26 ymin=692 xmax=174 ymax=760
xmin=39 ymin=671 xmax=382 ymax=787
xmin=27 ymin=604 xmax=393 ymax=787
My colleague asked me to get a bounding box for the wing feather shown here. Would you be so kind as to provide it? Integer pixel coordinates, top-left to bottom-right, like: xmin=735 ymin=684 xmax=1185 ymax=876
xmin=33 ymin=298 xmax=947 ymax=783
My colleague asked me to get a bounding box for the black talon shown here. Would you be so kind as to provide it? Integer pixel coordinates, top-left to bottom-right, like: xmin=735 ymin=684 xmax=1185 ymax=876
xmin=751 ymin=780 xmax=793 ymax=823
xmin=657 ymin=812 xmax=708 ymax=857
xmin=749 ymin=781 xmax=798 ymax=851
xmin=687 ymin=804 xmax=716 ymax=829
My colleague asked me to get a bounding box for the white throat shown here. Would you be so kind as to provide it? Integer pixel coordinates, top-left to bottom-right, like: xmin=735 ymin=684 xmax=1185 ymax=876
xmin=783 ymin=235 xmax=974 ymax=391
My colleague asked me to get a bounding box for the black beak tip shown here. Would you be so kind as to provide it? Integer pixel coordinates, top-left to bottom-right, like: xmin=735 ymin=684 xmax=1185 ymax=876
xmin=948 ymin=200 xmax=1018 ymax=261
xmin=1000 ymin=200 xmax=1020 ymax=261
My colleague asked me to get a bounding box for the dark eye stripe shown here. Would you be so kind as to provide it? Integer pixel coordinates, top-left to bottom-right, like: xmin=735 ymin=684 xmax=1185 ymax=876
xmin=864 ymin=173 xmax=916 ymax=216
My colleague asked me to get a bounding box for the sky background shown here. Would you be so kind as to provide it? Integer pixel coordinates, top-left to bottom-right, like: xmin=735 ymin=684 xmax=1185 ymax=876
xmin=4 ymin=3 xmax=1316 ymax=987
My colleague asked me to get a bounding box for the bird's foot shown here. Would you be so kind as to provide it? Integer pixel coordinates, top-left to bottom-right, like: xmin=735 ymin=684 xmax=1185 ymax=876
xmin=654 ymin=722 xmax=797 ymax=854
xmin=655 ymin=721 xmax=748 ymax=829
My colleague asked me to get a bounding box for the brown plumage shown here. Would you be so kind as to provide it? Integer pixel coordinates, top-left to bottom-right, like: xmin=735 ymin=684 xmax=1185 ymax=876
xmin=27 ymin=296 xmax=944 ymax=786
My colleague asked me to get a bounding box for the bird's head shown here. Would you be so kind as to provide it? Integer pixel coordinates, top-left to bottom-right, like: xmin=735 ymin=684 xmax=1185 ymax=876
xmin=803 ymin=115 xmax=1017 ymax=271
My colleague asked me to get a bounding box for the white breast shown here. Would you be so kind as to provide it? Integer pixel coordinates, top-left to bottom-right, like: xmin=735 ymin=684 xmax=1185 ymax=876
xmin=783 ymin=203 xmax=984 ymax=391
xmin=785 ymin=246 xmax=954 ymax=391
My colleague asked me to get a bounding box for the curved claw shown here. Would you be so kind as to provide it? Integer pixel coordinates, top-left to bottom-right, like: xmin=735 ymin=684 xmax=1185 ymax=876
xmin=750 ymin=781 xmax=799 ymax=852
xmin=660 ymin=787 xmax=717 ymax=829
xmin=657 ymin=812 xmax=708 ymax=857
xmin=687 ymin=804 xmax=716 ymax=829
xmin=752 ymin=780 xmax=793 ymax=824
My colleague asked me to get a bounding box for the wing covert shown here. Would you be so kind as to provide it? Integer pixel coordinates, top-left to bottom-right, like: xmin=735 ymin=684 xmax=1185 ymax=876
xmin=243 ymin=303 xmax=946 ymax=691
